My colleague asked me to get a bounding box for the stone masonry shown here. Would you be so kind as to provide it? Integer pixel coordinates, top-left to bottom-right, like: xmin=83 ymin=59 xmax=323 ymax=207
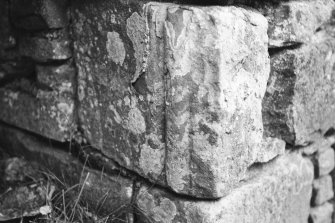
xmin=0 ymin=0 xmax=335 ymax=222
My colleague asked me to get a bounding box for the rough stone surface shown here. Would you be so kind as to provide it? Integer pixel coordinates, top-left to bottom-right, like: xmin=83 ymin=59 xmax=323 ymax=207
xmin=302 ymin=135 xmax=335 ymax=155
xmin=136 ymin=152 xmax=314 ymax=223
xmin=259 ymin=0 xmax=335 ymax=47
xmin=312 ymin=175 xmax=334 ymax=206
xmin=263 ymin=30 xmax=335 ymax=146
xmin=316 ymin=148 xmax=335 ymax=177
xmin=72 ymin=1 xmax=270 ymax=198
xmin=0 ymin=76 xmax=76 ymax=142
xmin=19 ymin=29 xmax=72 ymax=62
xmin=0 ymin=123 xmax=134 ymax=221
xmin=310 ymin=202 xmax=333 ymax=223
xmin=10 ymin=0 xmax=69 ymax=30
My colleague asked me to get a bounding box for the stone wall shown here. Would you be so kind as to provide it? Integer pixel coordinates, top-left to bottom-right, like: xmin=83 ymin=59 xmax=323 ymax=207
xmin=0 ymin=0 xmax=334 ymax=222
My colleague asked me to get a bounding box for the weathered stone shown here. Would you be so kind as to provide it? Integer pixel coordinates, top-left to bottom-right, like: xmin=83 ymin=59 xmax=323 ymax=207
xmin=72 ymin=0 xmax=167 ymax=186
xmin=163 ymin=5 xmax=269 ymax=198
xmin=0 ymin=77 xmax=75 ymax=142
xmin=0 ymin=123 xmax=133 ymax=222
xmin=263 ymin=30 xmax=335 ymax=146
xmin=312 ymin=175 xmax=334 ymax=206
xmin=302 ymin=135 xmax=335 ymax=155
xmin=316 ymin=148 xmax=335 ymax=177
xmin=135 ymin=152 xmax=314 ymax=223
xmin=260 ymin=0 xmax=335 ymax=47
xmin=10 ymin=0 xmax=69 ymax=30
xmin=310 ymin=202 xmax=333 ymax=223
xmin=36 ymin=61 xmax=76 ymax=90
xmin=72 ymin=1 xmax=270 ymax=198
xmin=19 ymin=29 xmax=72 ymax=62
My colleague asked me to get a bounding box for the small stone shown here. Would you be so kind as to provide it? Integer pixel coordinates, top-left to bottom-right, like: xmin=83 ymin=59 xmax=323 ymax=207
xmin=302 ymin=135 xmax=335 ymax=155
xmin=19 ymin=29 xmax=72 ymax=62
xmin=312 ymin=175 xmax=334 ymax=206
xmin=263 ymin=29 xmax=335 ymax=146
xmin=254 ymin=137 xmax=286 ymax=163
xmin=36 ymin=62 xmax=76 ymax=91
xmin=316 ymin=149 xmax=335 ymax=177
xmin=136 ymin=152 xmax=314 ymax=223
xmin=310 ymin=202 xmax=333 ymax=223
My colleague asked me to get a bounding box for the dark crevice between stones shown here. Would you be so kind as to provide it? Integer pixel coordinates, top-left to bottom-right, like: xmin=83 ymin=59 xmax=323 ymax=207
xmin=268 ymin=42 xmax=303 ymax=57
xmin=66 ymin=0 xmax=81 ymax=145
xmin=78 ymin=142 xmax=221 ymax=202
xmin=0 ymin=121 xmax=221 ymax=203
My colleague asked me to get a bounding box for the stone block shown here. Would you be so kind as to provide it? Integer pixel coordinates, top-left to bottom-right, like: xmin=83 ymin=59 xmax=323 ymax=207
xmin=135 ymin=152 xmax=314 ymax=223
xmin=262 ymin=30 xmax=335 ymax=146
xmin=0 ymin=74 xmax=75 ymax=142
xmin=10 ymin=0 xmax=69 ymax=30
xmin=0 ymin=123 xmax=133 ymax=221
xmin=19 ymin=29 xmax=72 ymax=62
xmin=302 ymin=135 xmax=335 ymax=155
xmin=310 ymin=202 xmax=333 ymax=223
xmin=72 ymin=1 xmax=270 ymax=198
xmin=316 ymin=148 xmax=335 ymax=177
xmin=312 ymin=175 xmax=334 ymax=206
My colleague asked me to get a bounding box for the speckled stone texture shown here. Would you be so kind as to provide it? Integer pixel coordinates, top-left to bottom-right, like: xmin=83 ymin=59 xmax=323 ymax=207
xmin=259 ymin=0 xmax=335 ymax=47
xmin=136 ymin=152 xmax=314 ymax=223
xmin=72 ymin=1 xmax=272 ymax=198
xmin=262 ymin=29 xmax=335 ymax=146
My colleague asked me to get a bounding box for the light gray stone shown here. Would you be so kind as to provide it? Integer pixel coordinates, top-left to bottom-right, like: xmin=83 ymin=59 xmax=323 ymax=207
xmin=136 ymin=152 xmax=314 ymax=223
xmin=316 ymin=149 xmax=335 ymax=177
xmin=310 ymin=202 xmax=333 ymax=223
xmin=0 ymin=72 xmax=76 ymax=142
xmin=313 ymin=175 xmax=334 ymax=206
xmin=72 ymin=1 xmax=271 ymax=198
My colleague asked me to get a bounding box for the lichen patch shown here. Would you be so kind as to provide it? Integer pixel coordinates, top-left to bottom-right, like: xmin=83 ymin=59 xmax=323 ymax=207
xmin=106 ymin=31 xmax=126 ymax=65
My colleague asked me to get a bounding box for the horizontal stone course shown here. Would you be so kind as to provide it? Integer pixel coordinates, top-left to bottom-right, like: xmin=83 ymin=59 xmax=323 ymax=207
xmin=316 ymin=149 xmax=335 ymax=177
xmin=310 ymin=202 xmax=333 ymax=223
